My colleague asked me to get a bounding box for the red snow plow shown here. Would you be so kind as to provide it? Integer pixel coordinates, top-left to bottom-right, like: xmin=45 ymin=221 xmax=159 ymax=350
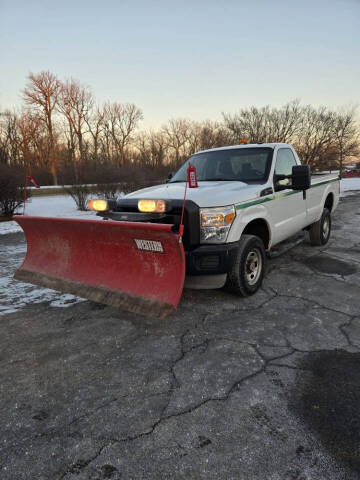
xmin=13 ymin=216 xmax=185 ymax=318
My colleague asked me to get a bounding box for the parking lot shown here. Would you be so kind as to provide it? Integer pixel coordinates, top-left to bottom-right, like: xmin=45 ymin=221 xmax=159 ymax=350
xmin=1 ymin=193 xmax=360 ymax=480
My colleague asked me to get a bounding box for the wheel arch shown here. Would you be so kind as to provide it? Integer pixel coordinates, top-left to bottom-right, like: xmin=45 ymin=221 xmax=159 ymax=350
xmin=324 ymin=191 xmax=334 ymax=212
xmin=241 ymin=218 xmax=271 ymax=250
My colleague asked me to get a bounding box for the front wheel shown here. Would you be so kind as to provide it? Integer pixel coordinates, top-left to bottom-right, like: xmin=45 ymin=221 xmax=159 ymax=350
xmin=309 ymin=208 xmax=331 ymax=246
xmin=226 ymin=234 xmax=266 ymax=296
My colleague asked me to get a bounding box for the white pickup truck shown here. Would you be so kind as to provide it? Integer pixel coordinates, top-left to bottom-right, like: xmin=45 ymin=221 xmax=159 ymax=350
xmin=101 ymin=143 xmax=339 ymax=296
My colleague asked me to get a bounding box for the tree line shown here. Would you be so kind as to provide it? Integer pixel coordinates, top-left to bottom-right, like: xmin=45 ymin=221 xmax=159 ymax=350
xmin=0 ymin=70 xmax=359 ymax=185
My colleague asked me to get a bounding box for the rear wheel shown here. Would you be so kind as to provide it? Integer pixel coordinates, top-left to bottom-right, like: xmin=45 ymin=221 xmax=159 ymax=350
xmin=309 ymin=208 xmax=331 ymax=246
xmin=226 ymin=234 xmax=266 ymax=296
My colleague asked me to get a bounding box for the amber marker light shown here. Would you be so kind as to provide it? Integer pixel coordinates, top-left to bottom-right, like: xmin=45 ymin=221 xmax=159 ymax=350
xmin=87 ymin=199 xmax=108 ymax=211
xmin=225 ymin=212 xmax=236 ymax=224
xmin=138 ymin=199 xmax=166 ymax=213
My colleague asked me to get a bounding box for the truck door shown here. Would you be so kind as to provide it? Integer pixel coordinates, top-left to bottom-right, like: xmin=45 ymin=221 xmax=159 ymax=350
xmin=270 ymin=148 xmax=307 ymax=245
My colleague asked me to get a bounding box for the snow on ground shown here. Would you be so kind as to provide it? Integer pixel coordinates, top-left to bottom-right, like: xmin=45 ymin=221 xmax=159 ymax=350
xmin=340 ymin=178 xmax=360 ymax=196
xmin=0 ymin=194 xmax=96 ymax=315
xmin=0 ymin=241 xmax=85 ymax=316
xmin=0 ymin=194 xmax=100 ymax=235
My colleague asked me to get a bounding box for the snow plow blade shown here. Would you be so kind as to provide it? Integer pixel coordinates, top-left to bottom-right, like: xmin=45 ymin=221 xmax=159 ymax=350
xmin=13 ymin=216 xmax=185 ymax=319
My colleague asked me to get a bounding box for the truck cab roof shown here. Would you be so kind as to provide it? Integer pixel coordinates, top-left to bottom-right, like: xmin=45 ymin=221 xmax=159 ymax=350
xmin=196 ymin=143 xmax=292 ymax=155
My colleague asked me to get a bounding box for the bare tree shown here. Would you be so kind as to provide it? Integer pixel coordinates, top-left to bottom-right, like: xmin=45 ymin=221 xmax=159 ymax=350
xmin=295 ymin=106 xmax=336 ymax=165
xmin=149 ymin=131 xmax=167 ymax=167
xmin=103 ymin=102 xmax=143 ymax=166
xmin=84 ymin=105 xmax=105 ymax=160
xmin=17 ymin=111 xmax=42 ymax=171
xmin=222 ymin=101 xmax=360 ymax=170
xmin=4 ymin=76 xmax=359 ymax=182
xmin=223 ymin=106 xmax=270 ymax=143
xmin=0 ymin=110 xmax=20 ymax=165
xmin=136 ymin=130 xmax=167 ymax=168
xmin=268 ymin=100 xmax=303 ymax=142
xmin=135 ymin=131 xmax=151 ymax=166
xmin=222 ymin=101 xmax=303 ymax=144
xmin=23 ymin=71 xmax=62 ymax=184
xmin=332 ymin=107 xmax=359 ymax=176
xmin=58 ymin=79 xmax=93 ymax=164
xmin=186 ymin=120 xmax=233 ymax=153
xmin=162 ymin=118 xmax=190 ymax=165
xmin=184 ymin=121 xmax=202 ymax=155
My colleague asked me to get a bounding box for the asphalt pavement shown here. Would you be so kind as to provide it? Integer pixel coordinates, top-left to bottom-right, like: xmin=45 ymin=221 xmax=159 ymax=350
xmin=0 ymin=193 xmax=360 ymax=479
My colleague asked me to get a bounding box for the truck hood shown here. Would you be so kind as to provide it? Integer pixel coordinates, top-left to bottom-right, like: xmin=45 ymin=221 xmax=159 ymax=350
xmin=125 ymin=181 xmax=262 ymax=208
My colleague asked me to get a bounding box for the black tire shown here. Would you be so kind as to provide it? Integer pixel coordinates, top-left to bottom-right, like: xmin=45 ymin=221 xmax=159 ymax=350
xmin=226 ymin=234 xmax=266 ymax=296
xmin=309 ymin=208 xmax=331 ymax=246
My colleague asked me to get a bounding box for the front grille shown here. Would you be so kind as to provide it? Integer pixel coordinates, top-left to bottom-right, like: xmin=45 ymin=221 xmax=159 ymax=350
xmin=111 ymin=198 xmax=200 ymax=250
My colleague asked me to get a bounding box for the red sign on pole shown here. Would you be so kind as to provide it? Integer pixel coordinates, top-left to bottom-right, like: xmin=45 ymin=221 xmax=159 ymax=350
xmin=187 ymin=164 xmax=198 ymax=188
xmin=23 ymin=175 xmax=41 ymax=215
xmin=27 ymin=175 xmax=40 ymax=188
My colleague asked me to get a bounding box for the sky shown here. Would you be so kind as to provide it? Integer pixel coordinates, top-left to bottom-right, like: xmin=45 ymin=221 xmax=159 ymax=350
xmin=0 ymin=0 xmax=359 ymax=127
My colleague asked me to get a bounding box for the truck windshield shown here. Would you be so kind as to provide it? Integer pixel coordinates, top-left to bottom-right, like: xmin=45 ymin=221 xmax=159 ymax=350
xmin=170 ymin=147 xmax=273 ymax=184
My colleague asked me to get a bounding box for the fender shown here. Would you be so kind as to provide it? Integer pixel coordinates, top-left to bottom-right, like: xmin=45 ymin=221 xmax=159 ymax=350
xmin=320 ymin=181 xmax=339 ymax=212
xmin=227 ymin=203 xmax=273 ymax=249
xmin=308 ymin=178 xmax=339 ymax=224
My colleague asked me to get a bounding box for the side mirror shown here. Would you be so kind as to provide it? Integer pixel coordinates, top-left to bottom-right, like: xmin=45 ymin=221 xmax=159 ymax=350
xmin=166 ymin=172 xmax=173 ymax=183
xmin=292 ymin=165 xmax=311 ymax=190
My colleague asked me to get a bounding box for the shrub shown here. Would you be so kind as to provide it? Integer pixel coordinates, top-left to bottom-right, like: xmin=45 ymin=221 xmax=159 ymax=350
xmin=61 ymin=161 xmax=167 ymax=210
xmin=0 ymin=165 xmax=27 ymax=217
xmin=95 ymin=183 xmax=123 ymax=199
xmin=65 ymin=184 xmax=91 ymax=211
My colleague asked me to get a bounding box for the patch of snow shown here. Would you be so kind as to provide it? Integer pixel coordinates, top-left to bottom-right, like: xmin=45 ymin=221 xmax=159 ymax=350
xmin=0 ymin=194 xmax=100 ymax=235
xmin=49 ymin=294 xmax=85 ymax=308
xmin=0 ymin=279 xmax=85 ymax=316
xmin=0 ymin=221 xmax=22 ymax=235
xmin=0 ymin=241 xmax=85 ymax=316
xmin=28 ymin=183 xmax=99 ymax=189
xmin=340 ymin=178 xmax=360 ymax=196
xmin=23 ymin=194 xmax=99 ymax=218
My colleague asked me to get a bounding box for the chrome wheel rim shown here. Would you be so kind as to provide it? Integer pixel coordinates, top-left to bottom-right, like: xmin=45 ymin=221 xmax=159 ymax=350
xmin=245 ymin=248 xmax=262 ymax=286
xmin=323 ymin=216 xmax=330 ymax=239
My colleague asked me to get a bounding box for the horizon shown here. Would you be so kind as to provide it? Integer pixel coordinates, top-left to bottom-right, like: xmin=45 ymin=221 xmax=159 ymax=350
xmin=1 ymin=0 xmax=359 ymax=128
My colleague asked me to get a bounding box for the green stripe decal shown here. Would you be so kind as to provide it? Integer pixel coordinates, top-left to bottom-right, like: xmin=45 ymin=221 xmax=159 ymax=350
xmin=236 ymin=196 xmax=275 ymax=210
xmin=310 ymin=177 xmax=339 ymax=188
xmin=235 ymin=177 xmax=339 ymax=211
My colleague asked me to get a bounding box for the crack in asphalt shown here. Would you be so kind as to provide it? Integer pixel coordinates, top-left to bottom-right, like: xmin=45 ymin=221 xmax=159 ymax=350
xmin=338 ymin=317 xmax=360 ymax=350
xmin=200 ymin=293 xmax=278 ymax=327
xmin=57 ymin=442 xmax=111 ymax=480
xmin=59 ymin=331 xmax=318 ymax=479
xmin=266 ymin=286 xmax=354 ymax=318
xmin=57 ymin=340 xmax=300 ymax=479
xmin=265 ymin=287 xmax=359 ymax=350
xmin=168 ymin=329 xmax=191 ymax=391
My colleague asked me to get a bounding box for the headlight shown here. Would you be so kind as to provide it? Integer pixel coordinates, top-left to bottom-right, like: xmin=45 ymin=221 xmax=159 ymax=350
xmin=200 ymin=206 xmax=236 ymax=244
xmin=87 ymin=199 xmax=109 ymax=212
